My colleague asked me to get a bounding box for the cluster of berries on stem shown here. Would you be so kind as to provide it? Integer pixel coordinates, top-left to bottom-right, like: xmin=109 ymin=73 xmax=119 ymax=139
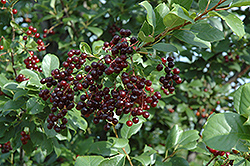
xmin=157 ymin=57 xmax=182 ymax=95
xmin=23 ymin=51 xmax=42 ymax=72
xmin=20 ymin=131 xmax=30 ymax=145
xmin=38 ymin=28 xmax=182 ymax=131
xmin=15 ymin=74 xmax=29 ymax=82
xmin=0 ymin=141 xmax=12 ymax=153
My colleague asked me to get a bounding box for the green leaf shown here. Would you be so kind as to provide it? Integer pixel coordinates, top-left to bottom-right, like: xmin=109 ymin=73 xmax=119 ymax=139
xmin=152 ymin=43 xmax=177 ymax=52
xmin=19 ymin=69 xmax=42 ymax=86
xmin=140 ymin=21 xmax=153 ymax=36
xmin=88 ymin=141 xmax=118 ymax=157
xmin=10 ymin=20 xmax=20 ymax=30
xmin=99 ymin=154 xmax=125 ymax=166
xmin=139 ymin=1 xmax=156 ymax=29
xmin=13 ymin=89 xmax=27 ymax=101
xmin=165 ymin=125 xmax=183 ymax=150
xmin=163 ymin=4 xmax=194 ymax=29
xmin=133 ymin=155 xmax=151 ymax=166
xmin=88 ymin=27 xmax=103 ymax=38
xmin=190 ymin=23 xmax=224 ymax=42
xmin=166 ymin=156 xmax=189 ymax=166
xmin=121 ymin=119 xmax=145 ymax=139
xmin=209 ymin=11 xmax=245 ymax=39
xmin=50 ymin=0 xmax=56 ymax=9
xmin=75 ymin=156 xmax=104 ymax=166
xmin=108 ymin=137 xmax=129 ymax=148
xmin=234 ymin=83 xmax=250 ymax=117
xmin=201 ymin=52 xmax=214 ymax=61
xmin=173 ymin=30 xmax=211 ymax=48
xmin=203 ymin=112 xmax=250 ymax=151
xmin=67 ymin=109 xmax=88 ymax=131
xmin=230 ymin=0 xmax=250 ymax=7
xmin=3 ymin=98 xmax=26 ymax=112
xmin=138 ymin=31 xmax=155 ymax=43
xmin=178 ymin=130 xmax=200 ymax=150
xmin=169 ymin=0 xmax=194 ymax=10
xmin=26 ymin=97 xmax=44 ymax=114
xmin=0 ymin=74 xmax=9 ymax=88
xmin=92 ymin=40 xmax=104 ymax=55
xmin=154 ymin=3 xmax=170 ymax=34
xmin=41 ymin=54 xmax=60 ymax=78
xmin=80 ymin=42 xmax=92 ymax=55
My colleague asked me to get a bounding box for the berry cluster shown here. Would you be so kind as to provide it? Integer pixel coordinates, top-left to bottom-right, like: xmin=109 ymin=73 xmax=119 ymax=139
xmin=0 ymin=141 xmax=12 ymax=153
xmin=206 ymin=146 xmax=230 ymax=157
xmin=23 ymin=25 xmax=54 ymax=52
xmin=224 ymin=52 xmax=240 ymax=62
xmin=39 ymin=49 xmax=87 ymax=132
xmin=42 ymin=28 xmax=55 ymax=39
xmin=23 ymin=51 xmax=42 ymax=72
xmin=15 ymin=74 xmax=29 ymax=82
xmin=157 ymin=57 xmax=182 ymax=95
xmin=20 ymin=131 xmax=30 ymax=145
xmin=108 ymin=24 xmax=121 ymax=37
xmin=38 ymin=28 xmax=167 ymax=132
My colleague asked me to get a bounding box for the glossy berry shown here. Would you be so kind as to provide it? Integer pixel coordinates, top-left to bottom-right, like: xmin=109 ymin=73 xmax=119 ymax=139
xmin=126 ymin=120 xmax=133 ymax=127
xmin=1 ymin=0 xmax=6 ymax=4
xmin=23 ymin=36 xmax=28 ymax=40
xmin=156 ymin=64 xmax=163 ymax=71
xmin=173 ymin=68 xmax=180 ymax=74
xmin=12 ymin=9 xmax=17 ymax=14
xmin=0 ymin=45 xmax=4 ymax=50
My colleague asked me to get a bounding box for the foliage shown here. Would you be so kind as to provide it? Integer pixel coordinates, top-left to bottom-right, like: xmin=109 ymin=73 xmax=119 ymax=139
xmin=0 ymin=0 xmax=250 ymax=166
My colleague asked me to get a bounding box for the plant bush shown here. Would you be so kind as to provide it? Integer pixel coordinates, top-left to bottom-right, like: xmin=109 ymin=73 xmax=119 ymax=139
xmin=0 ymin=0 xmax=250 ymax=165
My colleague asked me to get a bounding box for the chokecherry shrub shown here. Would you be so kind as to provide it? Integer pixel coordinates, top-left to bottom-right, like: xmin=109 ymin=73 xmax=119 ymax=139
xmin=0 ymin=0 xmax=250 ymax=166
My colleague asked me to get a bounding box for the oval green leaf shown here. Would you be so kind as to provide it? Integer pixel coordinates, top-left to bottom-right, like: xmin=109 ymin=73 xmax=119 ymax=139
xmin=234 ymin=83 xmax=250 ymax=117
xmin=41 ymin=54 xmax=60 ymax=77
xmin=203 ymin=112 xmax=250 ymax=151
xmin=75 ymin=156 xmax=104 ymax=166
xmin=152 ymin=43 xmax=177 ymax=52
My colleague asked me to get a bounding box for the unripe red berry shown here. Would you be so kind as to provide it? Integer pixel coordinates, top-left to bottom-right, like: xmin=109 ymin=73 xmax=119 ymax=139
xmin=12 ymin=9 xmax=17 ymax=14
xmin=126 ymin=120 xmax=133 ymax=127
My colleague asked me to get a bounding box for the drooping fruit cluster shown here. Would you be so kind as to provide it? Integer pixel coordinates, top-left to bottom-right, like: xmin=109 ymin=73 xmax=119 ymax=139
xmin=15 ymin=74 xmax=29 ymax=82
xmin=38 ymin=28 xmax=165 ymax=132
xmin=20 ymin=131 xmax=30 ymax=145
xmin=23 ymin=51 xmax=42 ymax=72
xmin=0 ymin=141 xmax=12 ymax=153
xmin=108 ymin=23 xmax=121 ymax=37
xmin=157 ymin=57 xmax=182 ymax=95
xmin=39 ymin=49 xmax=87 ymax=132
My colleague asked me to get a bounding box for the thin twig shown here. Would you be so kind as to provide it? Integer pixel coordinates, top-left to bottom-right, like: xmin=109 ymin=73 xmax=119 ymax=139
xmin=136 ymin=0 xmax=228 ymax=51
xmin=112 ymin=125 xmax=134 ymax=166
xmin=227 ymin=64 xmax=250 ymax=83
xmin=162 ymin=151 xmax=177 ymax=162
xmin=10 ymin=7 xmax=17 ymax=77
xmin=206 ymin=156 xmax=216 ymax=166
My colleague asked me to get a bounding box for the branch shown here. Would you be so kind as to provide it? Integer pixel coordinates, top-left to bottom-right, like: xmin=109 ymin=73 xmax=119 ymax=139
xmin=136 ymin=0 xmax=228 ymax=51
xmin=227 ymin=64 xmax=250 ymax=84
xmin=162 ymin=150 xmax=177 ymax=162
xmin=112 ymin=125 xmax=134 ymax=166
xmin=10 ymin=7 xmax=17 ymax=77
